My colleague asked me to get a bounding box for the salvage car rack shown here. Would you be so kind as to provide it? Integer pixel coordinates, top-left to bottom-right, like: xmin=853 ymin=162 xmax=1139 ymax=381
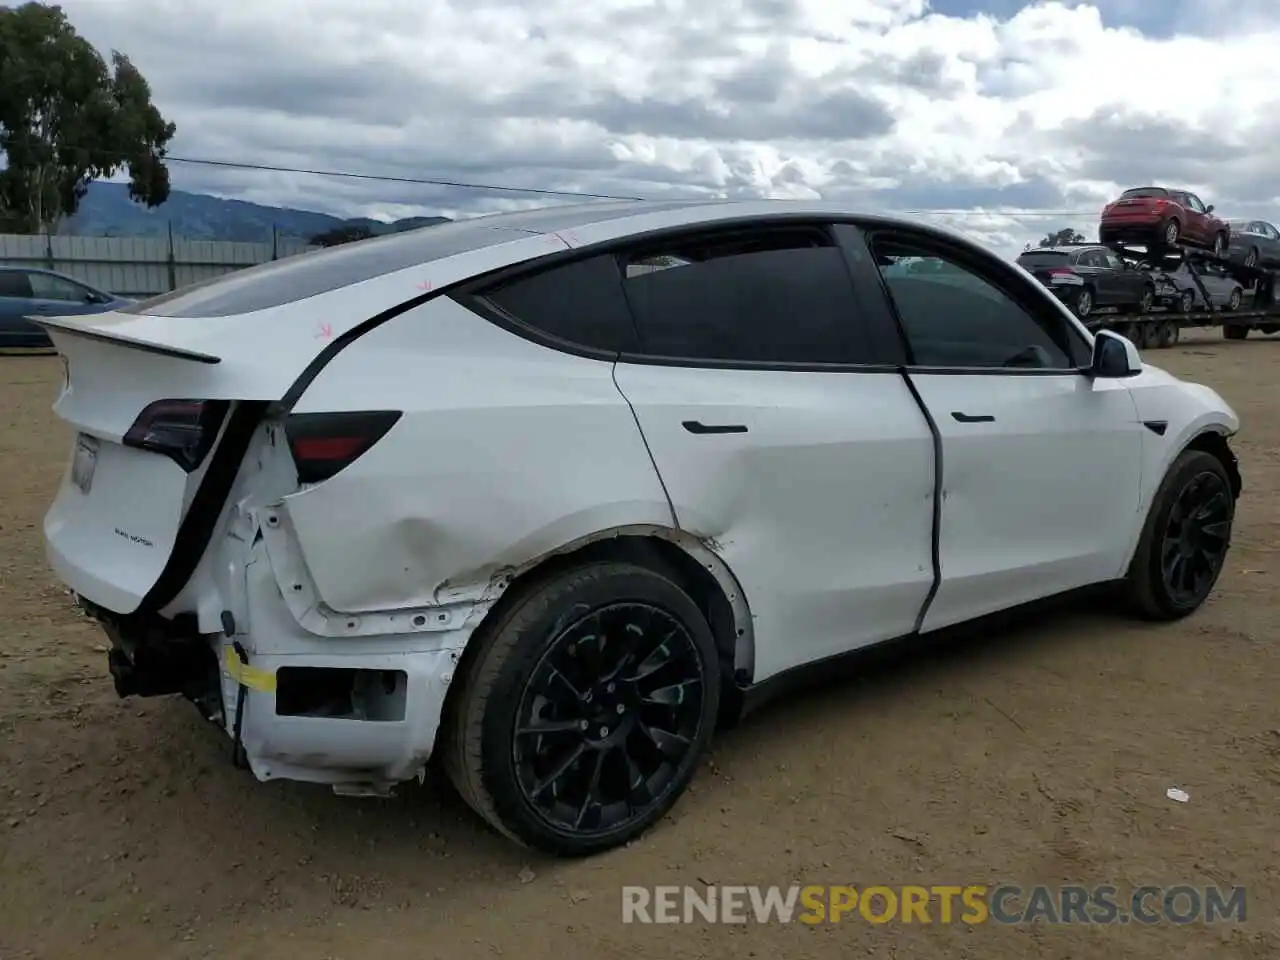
xmin=1064 ymin=240 xmax=1280 ymax=348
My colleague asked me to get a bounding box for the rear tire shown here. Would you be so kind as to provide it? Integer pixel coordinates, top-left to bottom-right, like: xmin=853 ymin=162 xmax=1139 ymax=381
xmin=1212 ymin=232 xmax=1228 ymax=258
xmin=1162 ymin=219 xmax=1181 ymax=246
xmin=1122 ymin=449 xmax=1234 ymax=621
xmin=444 ymin=562 xmax=720 ymax=857
xmin=1227 ymin=287 xmax=1242 ymax=311
xmin=1153 ymin=320 xmax=1173 ymax=348
xmin=1075 ymin=287 xmax=1094 ymax=318
xmin=1178 ymin=289 xmax=1195 ymax=314
xmin=1244 ymin=247 xmax=1259 ymax=268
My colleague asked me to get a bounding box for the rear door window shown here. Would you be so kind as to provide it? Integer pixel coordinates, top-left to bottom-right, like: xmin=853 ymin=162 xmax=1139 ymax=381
xmin=617 ymin=225 xmax=876 ymax=365
xmin=1016 ymin=252 xmax=1072 ymax=271
xmin=473 ymin=254 xmax=640 ymax=353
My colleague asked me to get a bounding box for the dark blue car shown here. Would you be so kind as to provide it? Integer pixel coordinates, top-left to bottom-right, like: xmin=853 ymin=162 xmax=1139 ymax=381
xmin=0 ymin=266 xmax=135 ymax=348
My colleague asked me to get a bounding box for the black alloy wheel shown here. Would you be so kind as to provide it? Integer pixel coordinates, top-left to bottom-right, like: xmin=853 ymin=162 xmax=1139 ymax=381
xmin=445 ymin=562 xmax=720 ymax=856
xmin=512 ymin=601 xmax=705 ymax=835
xmin=1125 ymin=449 xmax=1235 ymax=620
xmin=1159 ymin=471 xmax=1231 ymax=609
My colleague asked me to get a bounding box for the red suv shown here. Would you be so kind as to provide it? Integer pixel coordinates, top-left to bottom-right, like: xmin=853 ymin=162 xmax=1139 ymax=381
xmin=1099 ymin=186 xmax=1229 ymax=256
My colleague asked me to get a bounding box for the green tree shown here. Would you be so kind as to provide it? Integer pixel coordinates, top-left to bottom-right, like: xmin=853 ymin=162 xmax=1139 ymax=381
xmin=0 ymin=2 xmax=176 ymax=233
xmin=1038 ymin=227 xmax=1086 ymax=247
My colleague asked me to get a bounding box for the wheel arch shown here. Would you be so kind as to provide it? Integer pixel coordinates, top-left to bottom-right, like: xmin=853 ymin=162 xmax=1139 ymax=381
xmin=1118 ymin=421 xmax=1241 ymax=579
xmin=1184 ymin=429 xmax=1242 ymax=499
xmin=438 ymin=525 xmax=756 ymax=744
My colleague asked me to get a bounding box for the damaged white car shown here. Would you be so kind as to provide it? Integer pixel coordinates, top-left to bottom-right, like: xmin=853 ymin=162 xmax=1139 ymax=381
xmin=39 ymin=199 xmax=1241 ymax=857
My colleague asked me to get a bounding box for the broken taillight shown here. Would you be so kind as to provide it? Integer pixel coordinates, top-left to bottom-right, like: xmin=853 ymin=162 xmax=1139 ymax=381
xmin=122 ymin=399 xmax=230 ymax=472
xmin=283 ymin=411 xmax=402 ymax=485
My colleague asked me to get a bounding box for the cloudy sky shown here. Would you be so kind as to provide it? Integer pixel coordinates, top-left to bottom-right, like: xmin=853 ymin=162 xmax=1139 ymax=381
xmin=60 ymin=0 xmax=1280 ymax=256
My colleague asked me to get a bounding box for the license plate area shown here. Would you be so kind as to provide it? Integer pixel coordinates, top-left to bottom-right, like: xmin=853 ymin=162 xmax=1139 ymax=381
xmin=71 ymin=433 xmax=99 ymax=494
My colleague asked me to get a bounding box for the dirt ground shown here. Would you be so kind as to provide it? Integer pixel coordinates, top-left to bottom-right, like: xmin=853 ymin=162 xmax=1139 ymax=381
xmin=1 ymin=334 xmax=1278 ymax=959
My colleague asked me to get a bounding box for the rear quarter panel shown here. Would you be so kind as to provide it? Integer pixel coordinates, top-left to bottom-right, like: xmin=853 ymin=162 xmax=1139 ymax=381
xmin=278 ymin=296 xmax=675 ymax=614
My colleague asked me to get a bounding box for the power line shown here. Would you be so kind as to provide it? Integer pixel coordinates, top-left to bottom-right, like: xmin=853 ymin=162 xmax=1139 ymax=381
xmin=157 ymin=154 xmax=1106 ymax=215
xmin=45 ymin=143 xmax=1115 ymax=216
xmin=167 ymin=155 xmax=1111 ymax=217
xmin=162 ymin=155 xmax=646 ymax=201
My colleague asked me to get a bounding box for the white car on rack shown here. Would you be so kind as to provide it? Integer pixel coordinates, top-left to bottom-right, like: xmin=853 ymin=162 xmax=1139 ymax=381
xmin=38 ymin=200 xmax=1241 ymax=857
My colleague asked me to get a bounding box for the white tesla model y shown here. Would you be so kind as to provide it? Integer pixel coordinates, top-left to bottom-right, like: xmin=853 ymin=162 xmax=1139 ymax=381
xmin=38 ymin=200 xmax=1241 ymax=856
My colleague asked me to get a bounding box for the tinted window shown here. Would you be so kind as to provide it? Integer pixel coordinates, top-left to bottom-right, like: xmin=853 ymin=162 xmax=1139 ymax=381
xmin=1015 ymin=252 xmax=1071 ymax=270
xmin=1120 ymin=187 xmax=1167 ymax=199
xmin=28 ymin=272 xmax=88 ymax=301
xmin=871 ymin=236 xmax=1083 ymax=370
xmin=121 ymin=200 xmax=707 ymax=319
xmin=478 ymin=254 xmax=639 ymax=353
xmin=0 ymin=270 xmax=33 ymax=298
xmin=619 ymin=227 xmax=874 ymax=364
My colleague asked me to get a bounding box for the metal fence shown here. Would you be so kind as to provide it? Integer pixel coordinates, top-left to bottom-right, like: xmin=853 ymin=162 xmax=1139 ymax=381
xmin=0 ymin=229 xmax=316 ymax=299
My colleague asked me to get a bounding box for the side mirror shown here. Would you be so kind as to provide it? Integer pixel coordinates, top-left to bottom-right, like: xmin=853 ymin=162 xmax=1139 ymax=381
xmin=1205 ymin=204 xmax=1215 ymax=214
xmin=1089 ymin=329 xmax=1142 ymax=378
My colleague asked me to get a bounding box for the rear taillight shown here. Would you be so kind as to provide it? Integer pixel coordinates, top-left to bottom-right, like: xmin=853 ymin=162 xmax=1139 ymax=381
xmin=283 ymin=411 xmax=402 ymax=485
xmin=123 ymin=399 xmax=230 ymax=472
xmin=1151 ymin=199 xmax=1168 ymax=212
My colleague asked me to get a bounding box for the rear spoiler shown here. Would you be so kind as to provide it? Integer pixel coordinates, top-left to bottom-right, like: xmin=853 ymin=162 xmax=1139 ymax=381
xmin=31 ymin=315 xmax=222 ymax=365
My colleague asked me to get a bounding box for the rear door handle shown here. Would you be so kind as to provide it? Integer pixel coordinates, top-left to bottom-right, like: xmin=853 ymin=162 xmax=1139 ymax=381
xmin=951 ymin=411 xmax=995 ymax=423
xmin=682 ymin=420 xmax=748 ymax=435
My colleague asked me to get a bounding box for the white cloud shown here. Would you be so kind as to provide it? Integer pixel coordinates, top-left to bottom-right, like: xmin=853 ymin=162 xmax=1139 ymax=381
xmin=56 ymin=0 xmax=1280 ymax=256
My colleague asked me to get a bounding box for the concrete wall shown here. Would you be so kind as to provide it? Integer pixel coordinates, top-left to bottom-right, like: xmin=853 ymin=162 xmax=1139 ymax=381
xmin=0 ymin=232 xmax=317 ymax=299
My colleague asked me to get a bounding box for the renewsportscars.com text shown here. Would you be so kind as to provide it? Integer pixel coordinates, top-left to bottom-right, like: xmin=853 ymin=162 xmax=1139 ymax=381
xmin=621 ymin=884 xmax=1247 ymax=925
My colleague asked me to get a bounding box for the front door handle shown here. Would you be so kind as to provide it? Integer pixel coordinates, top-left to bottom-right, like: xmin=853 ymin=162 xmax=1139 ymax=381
xmin=682 ymin=420 xmax=748 ymax=435
xmin=951 ymin=411 xmax=995 ymax=423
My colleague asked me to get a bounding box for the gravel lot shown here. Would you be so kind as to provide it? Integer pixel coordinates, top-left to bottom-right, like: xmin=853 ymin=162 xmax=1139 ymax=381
xmin=1 ymin=335 xmax=1277 ymax=958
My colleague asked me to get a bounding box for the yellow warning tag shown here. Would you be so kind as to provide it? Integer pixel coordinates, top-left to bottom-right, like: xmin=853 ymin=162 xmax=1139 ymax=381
xmin=224 ymin=647 xmax=276 ymax=692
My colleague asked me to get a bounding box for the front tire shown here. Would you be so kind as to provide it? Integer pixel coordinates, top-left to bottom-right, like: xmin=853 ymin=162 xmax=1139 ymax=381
xmin=1212 ymin=232 xmax=1228 ymax=258
xmin=445 ymin=562 xmax=720 ymax=856
xmin=1122 ymin=450 xmax=1234 ymax=620
xmin=1178 ymin=289 xmax=1195 ymax=314
xmin=1137 ymin=286 xmax=1154 ymax=314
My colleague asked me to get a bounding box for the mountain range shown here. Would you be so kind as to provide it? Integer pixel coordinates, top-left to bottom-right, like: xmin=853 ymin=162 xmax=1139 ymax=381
xmin=59 ymin=181 xmax=450 ymax=242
